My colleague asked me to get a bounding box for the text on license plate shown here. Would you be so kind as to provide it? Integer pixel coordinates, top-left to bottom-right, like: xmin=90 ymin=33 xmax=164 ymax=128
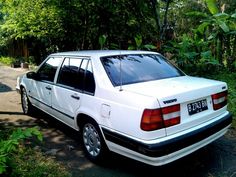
xmin=187 ymin=99 xmax=208 ymax=115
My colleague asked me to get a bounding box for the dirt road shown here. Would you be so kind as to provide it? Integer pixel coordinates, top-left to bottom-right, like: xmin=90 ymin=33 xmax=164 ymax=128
xmin=0 ymin=64 xmax=236 ymax=177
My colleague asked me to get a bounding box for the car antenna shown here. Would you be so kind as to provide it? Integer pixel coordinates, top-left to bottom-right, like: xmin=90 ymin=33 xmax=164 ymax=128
xmin=119 ymin=51 xmax=123 ymax=91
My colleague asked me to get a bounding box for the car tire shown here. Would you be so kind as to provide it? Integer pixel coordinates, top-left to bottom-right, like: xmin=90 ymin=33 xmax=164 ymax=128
xmin=81 ymin=120 xmax=108 ymax=163
xmin=21 ymin=87 xmax=34 ymax=115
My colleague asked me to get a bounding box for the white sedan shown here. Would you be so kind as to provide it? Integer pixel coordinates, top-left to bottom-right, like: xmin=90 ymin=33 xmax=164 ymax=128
xmin=17 ymin=50 xmax=232 ymax=166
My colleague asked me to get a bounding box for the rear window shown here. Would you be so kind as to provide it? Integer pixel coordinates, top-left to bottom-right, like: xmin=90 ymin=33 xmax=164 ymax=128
xmin=101 ymin=54 xmax=185 ymax=86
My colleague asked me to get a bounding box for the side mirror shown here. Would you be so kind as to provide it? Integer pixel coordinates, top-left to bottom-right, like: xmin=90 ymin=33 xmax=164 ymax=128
xmin=26 ymin=71 xmax=39 ymax=80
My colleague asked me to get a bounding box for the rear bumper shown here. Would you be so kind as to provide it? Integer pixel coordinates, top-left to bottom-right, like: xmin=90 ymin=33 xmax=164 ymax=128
xmin=102 ymin=112 xmax=232 ymax=165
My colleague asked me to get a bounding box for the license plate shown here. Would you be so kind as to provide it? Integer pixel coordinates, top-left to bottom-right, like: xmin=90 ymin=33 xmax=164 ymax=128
xmin=187 ymin=99 xmax=208 ymax=115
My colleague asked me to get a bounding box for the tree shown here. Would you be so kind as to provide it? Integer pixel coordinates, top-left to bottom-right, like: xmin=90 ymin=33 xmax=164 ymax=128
xmin=196 ymin=0 xmax=236 ymax=67
xmin=0 ymin=0 xmax=63 ymax=62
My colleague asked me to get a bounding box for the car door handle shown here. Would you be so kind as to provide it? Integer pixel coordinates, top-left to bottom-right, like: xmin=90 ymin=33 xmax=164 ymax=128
xmin=71 ymin=94 xmax=80 ymax=100
xmin=45 ymin=86 xmax=52 ymax=90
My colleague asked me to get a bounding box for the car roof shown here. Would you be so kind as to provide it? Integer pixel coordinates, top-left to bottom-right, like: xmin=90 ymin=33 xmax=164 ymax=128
xmin=50 ymin=50 xmax=158 ymax=58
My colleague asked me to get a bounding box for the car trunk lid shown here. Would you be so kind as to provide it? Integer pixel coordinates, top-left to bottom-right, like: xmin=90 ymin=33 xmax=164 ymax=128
xmin=122 ymin=76 xmax=228 ymax=136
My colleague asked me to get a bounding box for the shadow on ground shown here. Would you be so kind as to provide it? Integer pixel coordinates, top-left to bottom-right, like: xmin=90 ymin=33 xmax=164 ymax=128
xmin=0 ymin=82 xmax=12 ymax=92
xmin=1 ymin=110 xmax=236 ymax=177
xmin=0 ymin=111 xmax=24 ymax=115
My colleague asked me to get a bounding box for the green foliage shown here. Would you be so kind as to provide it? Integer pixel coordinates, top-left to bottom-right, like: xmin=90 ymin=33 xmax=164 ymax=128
xmin=0 ymin=0 xmax=63 ymax=42
xmin=169 ymin=0 xmax=236 ymax=71
xmin=206 ymin=72 xmax=236 ymax=128
xmin=0 ymin=0 xmax=177 ymax=59
xmin=0 ymin=56 xmax=16 ymax=65
xmin=197 ymin=22 xmax=210 ymax=34
xmin=28 ymin=56 xmax=36 ymax=65
xmin=0 ymin=126 xmax=71 ymax=176
xmin=128 ymin=35 xmax=156 ymax=50
xmin=0 ymin=0 xmax=235 ymax=71
xmin=0 ymin=56 xmax=37 ymax=66
xmin=185 ymin=11 xmax=208 ymax=18
xmin=0 ymin=127 xmax=42 ymax=174
xmin=205 ymin=0 xmax=219 ymax=15
xmin=99 ymin=35 xmax=107 ymax=49
xmin=10 ymin=148 xmax=71 ymax=177
xmin=204 ymin=10 xmax=235 ymax=66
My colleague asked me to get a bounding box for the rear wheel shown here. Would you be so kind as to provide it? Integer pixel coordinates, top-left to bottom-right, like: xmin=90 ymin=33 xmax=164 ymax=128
xmin=81 ymin=120 xmax=108 ymax=163
xmin=21 ymin=87 xmax=34 ymax=115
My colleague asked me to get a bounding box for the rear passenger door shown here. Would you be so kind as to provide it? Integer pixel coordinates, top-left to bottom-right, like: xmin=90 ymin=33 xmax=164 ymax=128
xmin=52 ymin=57 xmax=95 ymax=128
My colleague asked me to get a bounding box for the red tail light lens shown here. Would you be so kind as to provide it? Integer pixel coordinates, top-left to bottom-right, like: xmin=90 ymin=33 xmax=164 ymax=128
xmin=211 ymin=91 xmax=228 ymax=110
xmin=141 ymin=109 xmax=164 ymax=131
xmin=141 ymin=104 xmax=180 ymax=131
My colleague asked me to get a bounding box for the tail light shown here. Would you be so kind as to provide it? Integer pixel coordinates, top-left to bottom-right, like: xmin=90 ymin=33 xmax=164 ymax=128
xmin=141 ymin=104 xmax=180 ymax=131
xmin=211 ymin=91 xmax=227 ymax=110
xmin=141 ymin=109 xmax=163 ymax=131
xmin=162 ymin=104 xmax=180 ymax=127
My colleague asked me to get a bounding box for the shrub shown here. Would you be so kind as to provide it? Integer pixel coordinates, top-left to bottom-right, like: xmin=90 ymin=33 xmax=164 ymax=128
xmin=206 ymin=72 xmax=236 ymax=128
xmin=0 ymin=127 xmax=71 ymax=177
xmin=0 ymin=127 xmax=42 ymax=174
xmin=0 ymin=56 xmax=16 ymax=66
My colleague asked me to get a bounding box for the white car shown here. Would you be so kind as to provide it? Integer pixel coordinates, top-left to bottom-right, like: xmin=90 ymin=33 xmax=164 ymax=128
xmin=17 ymin=50 xmax=232 ymax=166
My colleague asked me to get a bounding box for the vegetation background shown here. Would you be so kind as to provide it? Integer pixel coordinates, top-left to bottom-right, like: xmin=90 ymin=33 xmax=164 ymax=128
xmin=0 ymin=0 xmax=235 ymax=176
xmin=0 ymin=0 xmax=235 ymax=71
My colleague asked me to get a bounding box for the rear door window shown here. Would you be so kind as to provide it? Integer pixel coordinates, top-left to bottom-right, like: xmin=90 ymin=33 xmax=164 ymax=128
xmin=84 ymin=60 xmax=95 ymax=94
xmin=57 ymin=58 xmax=95 ymax=94
xmin=57 ymin=58 xmax=82 ymax=89
xmin=101 ymin=54 xmax=185 ymax=86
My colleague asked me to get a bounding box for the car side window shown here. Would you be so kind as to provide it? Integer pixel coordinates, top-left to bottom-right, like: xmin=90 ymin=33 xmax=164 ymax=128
xmin=57 ymin=58 xmax=95 ymax=94
xmin=77 ymin=59 xmax=88 ymax=90
xmin=84 ymin=60 xmax=95 ymax=94
xmin=37 ymin=57 xmax=61 ymax=82
xmin=57 ymin=58 xmax=82 ymax=88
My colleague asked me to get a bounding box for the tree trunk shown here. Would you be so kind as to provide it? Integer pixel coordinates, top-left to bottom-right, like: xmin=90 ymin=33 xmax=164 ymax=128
xmin=161 ymin=0 xmax=172 ymax=41
xmin=225 ymin=35 xmax=232 ymax=69
xmin=216 ymin=34 xmax=223 ymax=65
xmin=232 ymin=35 xmax=236 ymax=70
xmin=150 ymin=0 xmax=161 ymax=39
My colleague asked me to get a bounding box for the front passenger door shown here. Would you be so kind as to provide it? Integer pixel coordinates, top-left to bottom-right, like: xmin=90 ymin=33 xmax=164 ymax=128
xmin=29 ymin=57 xmax=62 ymax=109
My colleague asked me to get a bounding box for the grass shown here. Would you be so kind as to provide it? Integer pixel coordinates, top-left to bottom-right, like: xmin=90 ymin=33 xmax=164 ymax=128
xmin=10 ymin=148 xmax=71 ymax=177
xmin=206 ymin=71 xmax=236 ymax=128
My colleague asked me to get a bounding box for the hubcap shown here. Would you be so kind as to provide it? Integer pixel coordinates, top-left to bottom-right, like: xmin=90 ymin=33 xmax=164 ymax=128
xmin=22 ymin=89 xmax=28 ymax=113
xmin=83 ymin=123 xmax=101 ymax=157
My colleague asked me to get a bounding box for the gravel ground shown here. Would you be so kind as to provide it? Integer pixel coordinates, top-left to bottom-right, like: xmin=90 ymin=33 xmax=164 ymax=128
xmin=0 ymin=64 xmax=236 ymax=177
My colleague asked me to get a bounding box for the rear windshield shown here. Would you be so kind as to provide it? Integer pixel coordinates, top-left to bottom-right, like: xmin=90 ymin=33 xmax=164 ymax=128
xmin=101 ymin=54 xmax=185 ymax=86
